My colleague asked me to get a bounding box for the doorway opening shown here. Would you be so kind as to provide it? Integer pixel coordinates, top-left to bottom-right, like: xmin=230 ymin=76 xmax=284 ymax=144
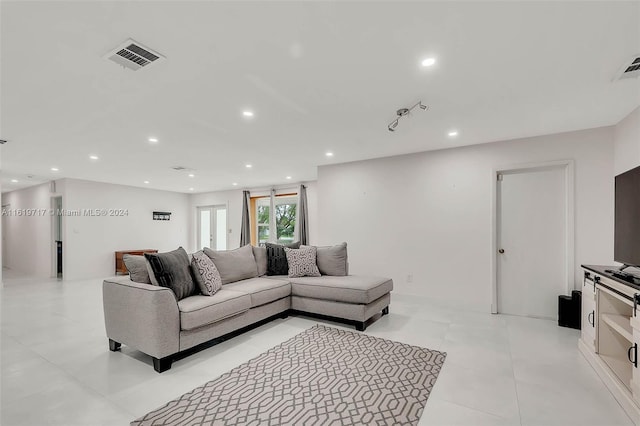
xmin=197 ymin=205 xmax=227 ymax=251
xmin=491 ymin=161 xmax=575 ymax=319
xmin=52 ymin=196 xmax=63 ymax=278
xmin=2 ymin=203 xmax=10 ymax=276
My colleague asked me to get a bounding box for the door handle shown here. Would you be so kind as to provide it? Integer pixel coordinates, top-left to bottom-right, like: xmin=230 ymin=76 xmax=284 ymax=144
xmin=629 ymin=343 xmax=638 ymax=368
xmin=588 ymin=311 xmax=594 ymax=327
xmin=498 ymin=249 xmax=505 ymax=254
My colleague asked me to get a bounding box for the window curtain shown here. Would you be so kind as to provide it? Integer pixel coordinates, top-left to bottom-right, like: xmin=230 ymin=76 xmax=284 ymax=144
xmin=240 ymin=190 xmax=251 ymax=246
xmin=296 ymin=184 xmax=309 ymax=245
xmin=268 ymin=188 xmax=277 ymax=243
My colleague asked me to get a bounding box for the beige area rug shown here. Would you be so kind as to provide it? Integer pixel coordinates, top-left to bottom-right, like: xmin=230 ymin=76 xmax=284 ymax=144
xmin=131 ymin=325 xmax=446 ymax=425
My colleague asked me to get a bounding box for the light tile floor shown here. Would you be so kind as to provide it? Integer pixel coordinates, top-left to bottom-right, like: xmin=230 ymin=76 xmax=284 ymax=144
xmin=0 ymin=270 xmax=633 ymax=426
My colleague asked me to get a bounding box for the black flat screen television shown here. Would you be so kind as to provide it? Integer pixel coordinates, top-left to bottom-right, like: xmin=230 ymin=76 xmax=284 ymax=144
xmin=615 ymin=165 xmax=640 ymax=270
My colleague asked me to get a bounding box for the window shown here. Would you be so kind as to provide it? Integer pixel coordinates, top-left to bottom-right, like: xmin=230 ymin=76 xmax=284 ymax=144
xmin=251 ymin=194 xmax=297 ymax=246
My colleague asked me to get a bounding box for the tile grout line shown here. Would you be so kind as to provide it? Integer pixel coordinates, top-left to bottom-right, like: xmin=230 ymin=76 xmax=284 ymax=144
xmin=505 ymin=317 xmax=524 ymax=426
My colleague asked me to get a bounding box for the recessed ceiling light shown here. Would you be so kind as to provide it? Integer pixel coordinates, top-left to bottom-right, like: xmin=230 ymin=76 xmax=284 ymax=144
xmin=148 ymin=137 xmax=158 ymax=143
xmin=242 ymin=111 xmax=254 ymax=118
xmin=188 ymin=173 xmax=195 ymax=178
xmin=325 ymin=152 xmax=334 ymax=157
xmin=144 ymin=180 xmax=150 ymax=184
xmin=232 ymin=182 xmax=238 ymax=186
xmin=51 ymin=167 xmax=59 ymax=172
xmin=286 ymin=176 xmax=292 ymax=180
xmin=245 ymin=164 xmax=252 ymax=168
xmin=10 ymin=179 xmax=18 ymax=183
xmin=89 ymin=155 xmax=99 ymax=160
xmin=189 ymin=187 xmax=195 ymax=191
xmin=421 ymin=57 xmax=436 ymax=67
xmin=448 ymin=130 xmax=459 ymax=137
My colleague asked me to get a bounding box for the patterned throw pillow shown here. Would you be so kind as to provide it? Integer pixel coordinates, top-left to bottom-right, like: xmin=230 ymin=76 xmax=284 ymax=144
xmin=284 ymin=246 xmax=321 ymax=278
xmin=191 ymin=251 xmax=223 ymax=296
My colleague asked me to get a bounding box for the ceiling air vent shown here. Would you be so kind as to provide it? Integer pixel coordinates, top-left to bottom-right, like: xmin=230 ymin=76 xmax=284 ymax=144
xmin=615 ymin=55 xmax=640 ymax=80
xmin=104 ymin=39 xmax=164 ymax=71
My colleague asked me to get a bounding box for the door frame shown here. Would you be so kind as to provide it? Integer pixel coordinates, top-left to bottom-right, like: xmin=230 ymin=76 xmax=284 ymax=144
xmin=490 ymin=159 xmax=575 ymax=314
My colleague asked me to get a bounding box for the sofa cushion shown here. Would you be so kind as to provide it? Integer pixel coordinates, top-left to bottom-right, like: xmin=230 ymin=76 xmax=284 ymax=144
xmin=204 ymin=244 xmax=258 ymax=284
xmin=289 ymin=276 xmax=393 ymax=304
xmin=266 ymin=241 xmax=300 ymax=275
xmin=123 ymin=254 xmax=151 ymax=284
xmin=252 ymin=246 xmax=267 ymax=276
xmin=303 ymin=242 xmax=348 ymax=276
xmin=224 ymin=277 xmax=291 ymax=308
xmin=177 ymin=289 xmax=251 ymax=331
xmin=285 ymin=246 xmax=321 ymax=278
xmin=191 ymin=251 xmax=223 ymax=296
xmin=144 ymin=247 xmax=195 ymax=300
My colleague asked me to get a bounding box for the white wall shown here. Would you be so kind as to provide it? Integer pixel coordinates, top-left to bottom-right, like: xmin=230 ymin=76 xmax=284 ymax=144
xmin=61 ymin=179 xmax=190 ymax=280
xmin=189 ymin=181 xmax=319 ymax=252
xmin=1 ymin=182 xmax=54 ymax=277
xmin=318 ymin=127 xmax=614 ymax=312
xmin=614 ymin=106 xmax=640 ymax=175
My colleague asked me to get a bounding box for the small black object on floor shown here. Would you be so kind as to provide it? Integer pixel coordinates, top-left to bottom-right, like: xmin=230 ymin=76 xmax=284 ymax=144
xmin=558 ymin=290 xmax=581 ymax=329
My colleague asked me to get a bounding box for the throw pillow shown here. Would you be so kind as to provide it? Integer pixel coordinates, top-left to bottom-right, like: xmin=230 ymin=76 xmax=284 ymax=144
xmin=144 ymin=247 xmax=196 ymax=300
xmin=123 ymin=254 xmax=152 ymax=284
xmin=191 ymin=251 xmax=222 ymax=296
xmin=252 ymin=246 xmax=268 ymax=276
xmin=284 ymin=246 xmax=321 ymax=278
xmin=204 ymin=244 xmax=258 ymax=284
xmin=265 ymin=241 xmax=300 ymax=275
xmin=302 ymin=242 xmax=348 ymax=276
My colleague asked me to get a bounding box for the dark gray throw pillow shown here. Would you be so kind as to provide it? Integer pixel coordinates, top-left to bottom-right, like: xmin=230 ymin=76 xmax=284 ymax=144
xmin=144 ymin=247 xmax=195 ymax=300
xmin=123 ymin=254 xmax=152 ymax=284
xmin=265 ymin=241 xmax=300 ymax=275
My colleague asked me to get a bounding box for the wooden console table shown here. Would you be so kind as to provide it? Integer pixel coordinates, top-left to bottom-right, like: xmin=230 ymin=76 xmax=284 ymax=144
xmin=115 ymin=249 xmax=158 ymax=274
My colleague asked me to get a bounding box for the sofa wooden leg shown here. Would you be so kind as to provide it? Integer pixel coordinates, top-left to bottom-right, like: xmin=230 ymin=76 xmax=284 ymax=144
xmin=355 ymin=321 xmax=367 ymax=332
xmin=108 ymin=339 xmax=121 ymax=352
xmin=153 ymin=357 xmax=172 ymax=373
xmin=382 ymin=306 xmax=389 ymax=316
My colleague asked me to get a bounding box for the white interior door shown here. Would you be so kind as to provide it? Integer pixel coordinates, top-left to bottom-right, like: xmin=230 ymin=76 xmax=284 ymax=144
xmin=497 ymin=167 xmax=567 ymax=319
xmin=198 ymin=205 xmax=227 ymax=250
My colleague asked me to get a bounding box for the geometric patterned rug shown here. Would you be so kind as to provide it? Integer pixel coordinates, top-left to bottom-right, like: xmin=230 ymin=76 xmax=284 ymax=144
xmin=131 ymin=325 xmax=446 ymax=425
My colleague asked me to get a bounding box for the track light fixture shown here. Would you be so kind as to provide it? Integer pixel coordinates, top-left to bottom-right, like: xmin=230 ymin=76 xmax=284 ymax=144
xmin=388 ymin=101 xmax=429 ymax=132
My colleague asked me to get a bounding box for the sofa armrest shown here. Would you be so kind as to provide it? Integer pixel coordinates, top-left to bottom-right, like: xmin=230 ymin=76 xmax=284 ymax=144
xmin=102 ymin=277 xmax=180 ymax=359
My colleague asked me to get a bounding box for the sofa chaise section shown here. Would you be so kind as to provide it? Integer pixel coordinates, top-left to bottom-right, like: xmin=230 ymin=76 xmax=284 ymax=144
xmin=287 ymin=275 xmax=393 ymax=331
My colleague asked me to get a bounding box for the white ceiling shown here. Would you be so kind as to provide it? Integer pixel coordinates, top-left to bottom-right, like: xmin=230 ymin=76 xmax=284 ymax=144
xmin=2 ymin=1 xmax=639 ymax=194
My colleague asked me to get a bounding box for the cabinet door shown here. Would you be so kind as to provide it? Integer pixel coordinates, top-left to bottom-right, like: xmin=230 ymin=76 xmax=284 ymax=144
xmin=630 ymin=315 xmax=640 ymax=404
xmin=581 ymin=272 xmax=597 ymax=351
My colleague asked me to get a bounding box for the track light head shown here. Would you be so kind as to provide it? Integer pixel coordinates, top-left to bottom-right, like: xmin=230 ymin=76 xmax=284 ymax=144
xmin=387 ymin=100 xmax=429 ymax=132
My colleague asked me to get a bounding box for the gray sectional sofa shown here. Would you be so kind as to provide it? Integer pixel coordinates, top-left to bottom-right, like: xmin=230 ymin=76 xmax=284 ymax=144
xmin=102 ymin=244 xmax=393 ymax=372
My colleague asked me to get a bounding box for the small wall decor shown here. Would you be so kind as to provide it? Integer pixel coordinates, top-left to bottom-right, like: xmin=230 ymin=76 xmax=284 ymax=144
xmin=153 ymin=211 xmax=171 ymax=221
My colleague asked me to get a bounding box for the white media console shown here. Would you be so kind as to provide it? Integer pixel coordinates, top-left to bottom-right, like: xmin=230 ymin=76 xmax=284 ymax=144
xmin=579 ymin=265 xmax=640 ymax=424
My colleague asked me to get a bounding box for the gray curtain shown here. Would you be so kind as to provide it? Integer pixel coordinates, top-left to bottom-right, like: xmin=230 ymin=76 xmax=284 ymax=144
xmin=297 ymin=185 xmax=309 ymax=245
xmin=240 ymin=190 xmax=251 ymax=246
